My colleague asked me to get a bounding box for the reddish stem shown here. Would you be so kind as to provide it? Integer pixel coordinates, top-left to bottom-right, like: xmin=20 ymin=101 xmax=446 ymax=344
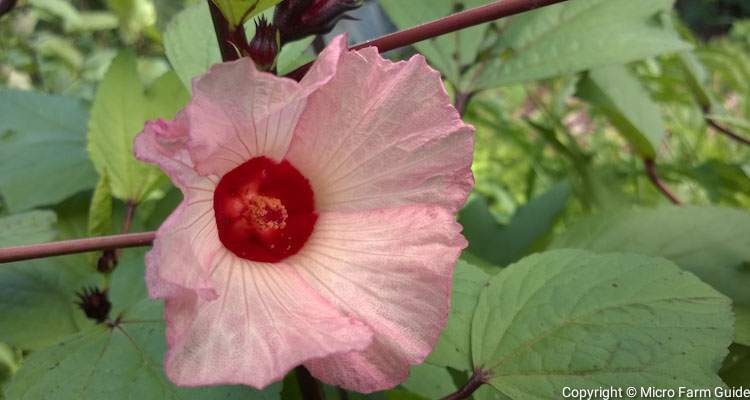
xmin=643 ymin=158 xmax=682 ymax=205
xmin=440 ymin=369 xmax=489 ymax=400
xmin=286 ymin=0 xmax=570 ymax=80
xmin=208 ymin=0 xmax=240 ymax=62
xmin=295 ymin=366 xmax=324 ymax=400
xmin=705 ymin=116 xmax=750 ymax=146
xmin=0 ymin=232 xmax=156 ymax=263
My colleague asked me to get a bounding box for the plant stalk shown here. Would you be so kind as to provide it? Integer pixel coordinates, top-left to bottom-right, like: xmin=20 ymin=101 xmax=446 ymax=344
xmin=643 ymin=158 xmax=682 ymax=205
xmin=286 ymin=0 xmax=570 ymax=80
xmin=440 ymin=369 xmax=488 ymax=400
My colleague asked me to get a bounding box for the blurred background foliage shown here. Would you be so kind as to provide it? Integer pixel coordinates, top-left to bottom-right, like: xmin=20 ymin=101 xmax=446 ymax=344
xmin=1 ymin=0 xmax=750 ymax=398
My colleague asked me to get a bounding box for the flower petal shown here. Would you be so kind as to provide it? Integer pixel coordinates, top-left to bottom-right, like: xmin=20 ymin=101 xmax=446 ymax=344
xmin=134 ymin=113 xmax=223 ymax=300
xmin=289 ymin=206 xmax=466 ymax=392
xmin=285 ymin=47 xmax=474 ymax=213
xmin=163 ymin=257 xmax=373 ymax=389
xmin=186 ymin=59 xmax=305 ymax=176
xmin=185 ymin=35 xmax=349 ymax=178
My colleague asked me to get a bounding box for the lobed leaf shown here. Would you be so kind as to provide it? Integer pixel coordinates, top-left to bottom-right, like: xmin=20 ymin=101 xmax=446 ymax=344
xmin=466 ymin=0 xmax=691 ymax=90
xmin=472 ymin=250 xmax=732 ymax=398
xmin=0 ymin=89 xmax=97 ymax=212
xmin=551 ymin=206 xmax=750 ymax=306
xmin=87 ymin=51 xmax=189 ymax=203
xmin=577 ymin=65 xmax=665 ymax=158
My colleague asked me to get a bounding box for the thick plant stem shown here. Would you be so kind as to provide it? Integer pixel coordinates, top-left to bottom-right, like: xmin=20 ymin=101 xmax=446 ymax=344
xmin=705 ymin=116 xmax=750 ymax=146
xmin=295 ymin=366 xmax=324 ymax=400
xmin=643 ymin=158 xmax=682 ymax=205
xmin=440 ymin=369 xmax=488 ymax=400
xmin=287 ymin=0 xmax=570 ymax=80
xmin=208 ymin=0 xmax=240 ymax=62
xmin=122 ymin=200 xmax=137 ymax=235
xmin=455 ymin=91 xmax=474 ymax=117
xmin=0 ymin=232 xmax=156 ymax=263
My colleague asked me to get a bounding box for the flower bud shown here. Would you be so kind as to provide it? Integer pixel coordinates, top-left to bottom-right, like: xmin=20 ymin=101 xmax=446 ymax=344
xmin=96 ymin=249 xmax=117 ymax=274
xmin=247 ymin=16 xmax=279 ymax=71
xmin=274 ymin=0 xmax=363 ymax=43
xmin=75 ymin=287 xmax=112 ymax=324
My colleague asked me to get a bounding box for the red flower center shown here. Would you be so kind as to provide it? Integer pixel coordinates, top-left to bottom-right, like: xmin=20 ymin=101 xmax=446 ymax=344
xmin=213 ymin=156 xmax=317 ymax=263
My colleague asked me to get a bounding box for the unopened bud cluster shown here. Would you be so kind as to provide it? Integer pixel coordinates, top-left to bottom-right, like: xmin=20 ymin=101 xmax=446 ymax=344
xmin=242 ymin=0 xmax=363 ymax=71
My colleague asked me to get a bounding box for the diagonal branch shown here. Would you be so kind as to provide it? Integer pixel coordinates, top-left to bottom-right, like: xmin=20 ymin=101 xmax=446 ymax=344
xmin=643 ymin=158 xmax=682 ymax=205
xmin=286 ymin=0 xmax=569 ymax=80
xmin=704 ymin=114 xmax=750 ymax=146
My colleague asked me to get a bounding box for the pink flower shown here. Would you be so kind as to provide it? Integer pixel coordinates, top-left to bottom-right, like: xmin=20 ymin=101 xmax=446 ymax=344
xmin=134 ymin=35 xmax=474 ymax=393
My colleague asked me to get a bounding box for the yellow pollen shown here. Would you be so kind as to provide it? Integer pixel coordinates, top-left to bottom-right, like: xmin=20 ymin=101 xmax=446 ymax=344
xmin=242 ymin=194 xmax=288 ymax=231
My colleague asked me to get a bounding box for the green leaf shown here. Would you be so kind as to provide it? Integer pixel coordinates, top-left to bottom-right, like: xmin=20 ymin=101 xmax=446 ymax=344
xmin=0 ymin=211 xmax=57 ymax=247
xmin=427 ymin=261 xmax=489 ymax=371
xmin=164 ymin=2 xmax=222 ymax=90
xmin=577 ymin=64 xmax=665 ymax=158
xmin=459 ymin=182 xmax=571 ymax=267
xmin=380 ymin=0 xmax=494 ymax=86
xmin=0 ymin=254 xmax=100 ymax=350
xmin=466 ymin=0 xmax=691 ymax=90
xmin=551 ymin=206 xmax=750 ymax=306
xmin=0 ymin=196 xmax=99 ymax=350
xmin=735 ymin=306 xmax=750 ymax=347
xmin=401 ymin=363 xmax=457 ymax=399
xmin=0 ymin=89 xmax=97 ymax=212
xmin=88 ymin=172 xmax=113 ymax=237
xmin=677 ymin=51 xmax=714 ymax=109
xmin=721 ymin=344 xmax=750 ymax=387
xmin=88 ymin=51 xmax=189 ymax=203
xmin=4 ymin=299 xmax=281 ymax=400
xmin=277 ymin=37 xmax=315 ymax=76
xmin=689 ymin=160 xmax=750 ymax=206
xmin=472 ymin=250 xmax=732 ymax=398
xmin=211 ymin=0 xmax=282 ymax=28
xmin=0 ymin=343 xmax=19 ymax=385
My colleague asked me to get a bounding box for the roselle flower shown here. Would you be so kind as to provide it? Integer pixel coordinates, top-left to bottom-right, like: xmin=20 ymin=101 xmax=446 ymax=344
xmin=134 ymin=35 xmax=473 ymax=392
xmin=274 ymin=0 xmax=362 ymax=43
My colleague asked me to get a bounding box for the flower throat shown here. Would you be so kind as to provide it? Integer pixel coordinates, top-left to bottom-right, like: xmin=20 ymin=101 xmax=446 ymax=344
xmin=213 ymin=156 xmax=317 ymax=262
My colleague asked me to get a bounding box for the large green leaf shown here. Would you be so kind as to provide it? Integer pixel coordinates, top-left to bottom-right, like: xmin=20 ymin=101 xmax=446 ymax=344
xmin=0 ymin=89 xmax=97 ymax=212
xmin=0 ymin=195 xmax=100 ymax=350
xmin=88 ymin=51 xmax=189 ymax=203
xmin=380 ymin=0 xmax=494 ymax=86
xmin=466 ymin=0 xmax=691 ymax=90
xmin=0 ymin=211 xmax=57 ymax=247
xmin=459 ymin=182 xmax=571 ymax=267
xmin=427 ymin=261 xmax=489 ymax=371
xmin=87 ymin=172 xmax=113 ymax=237
xmin=4 ymin=299 xmax=281 ymax=400
xmin=472 ymin=250 xmax=732 ymax=398
xmin=164 ymin=1 xmax=221 ymax=90
xmin=551 ymin=206 xmax=750 ymax=306
xmin=211 ymin=0 xmax=282 ymax=27
xmin=577 ymin=64 xmax=665 ymax=158
xmin=0 ymin=254 xmax=99 ymax=350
